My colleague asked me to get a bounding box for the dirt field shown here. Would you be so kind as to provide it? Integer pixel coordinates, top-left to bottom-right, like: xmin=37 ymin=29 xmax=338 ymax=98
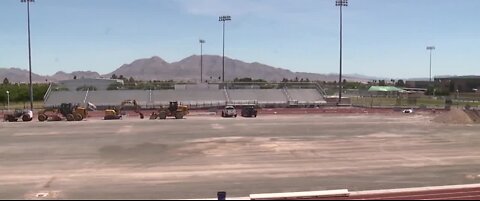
xmin=0 ymin=113 xmax=479 ymax=199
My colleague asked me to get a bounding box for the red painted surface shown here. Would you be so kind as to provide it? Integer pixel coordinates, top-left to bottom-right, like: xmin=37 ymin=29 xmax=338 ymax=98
xmin=284 ymin=187 xmax=480 ymax=200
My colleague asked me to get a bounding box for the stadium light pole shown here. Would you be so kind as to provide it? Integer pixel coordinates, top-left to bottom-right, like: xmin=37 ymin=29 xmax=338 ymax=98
xmin=6 ymin=91 xmax=10 ymax=111
xmin=199 ymin=39 xmax=206 ymax=83
xmin=426 ymin=46 xmax=435 ymax=83
xmin=21 ymin=0 xmax=34 ymax=110
xmin=219 ymin=15 xmax=231 ymax=83
xmin=336 ymin=0 xmax=347 ymax=105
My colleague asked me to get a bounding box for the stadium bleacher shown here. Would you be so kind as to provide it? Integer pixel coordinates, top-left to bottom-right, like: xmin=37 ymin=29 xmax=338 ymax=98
xmin=44 ymin=91 xmax=89 ymax=107
xmin=228 ymin=89 xmax=288 ymax=105
xmin=44 ymin=88 xmax=326 ymax=108
xmin=86 ymin=90 xmax=150 ymax=106
xmin=287 ymin=89 xmax=326 ymax=104
xmin=152 ymin=89 xmax=226 ymax=106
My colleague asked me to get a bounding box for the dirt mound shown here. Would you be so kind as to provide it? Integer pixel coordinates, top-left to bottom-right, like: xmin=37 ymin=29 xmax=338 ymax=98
xmin=464 ymin=109 xmax=480 ymax=123
xmin=433 ymin=108 xmax=476 ymax=124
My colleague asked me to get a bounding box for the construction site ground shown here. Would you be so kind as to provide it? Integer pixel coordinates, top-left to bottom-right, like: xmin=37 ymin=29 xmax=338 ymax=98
xmin=1 ymin=113 xmax=480 ymax=199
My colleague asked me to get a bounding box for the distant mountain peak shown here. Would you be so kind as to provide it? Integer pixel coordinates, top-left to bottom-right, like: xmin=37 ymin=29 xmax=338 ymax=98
xmin=0 ymin=55 xmax=375 ymax=83
xmin=151 ymin=55 xmax=165 ymax=60
xmin=105 ymin=55 xmax=371 ymax=82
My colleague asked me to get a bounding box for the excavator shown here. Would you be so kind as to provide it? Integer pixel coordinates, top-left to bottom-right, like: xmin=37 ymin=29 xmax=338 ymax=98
xmin=104 ymin=100 xmax=145 ymax=120
xmin=150 ymin=101 xmax=188 ymax=120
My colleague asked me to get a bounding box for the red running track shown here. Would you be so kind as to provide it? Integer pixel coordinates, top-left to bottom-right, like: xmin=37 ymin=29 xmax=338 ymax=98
xmin=299 ymin=187 xmax=480 ymax=200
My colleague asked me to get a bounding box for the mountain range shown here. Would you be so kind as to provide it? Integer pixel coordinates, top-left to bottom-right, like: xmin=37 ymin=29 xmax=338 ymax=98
xmin=0 ymin=55 xmax=378 ymax=83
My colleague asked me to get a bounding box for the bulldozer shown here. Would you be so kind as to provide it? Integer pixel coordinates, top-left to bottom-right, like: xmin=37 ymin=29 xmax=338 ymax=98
xmin=104 ymin=100 xmax=145 ymax=120
xmin=150 ymin=101 xmax=188 ymax=120
xmin=38 ymin=103 xmax=88 ymax=122
xmin=3 ymin=109 xmax=33 ymax=122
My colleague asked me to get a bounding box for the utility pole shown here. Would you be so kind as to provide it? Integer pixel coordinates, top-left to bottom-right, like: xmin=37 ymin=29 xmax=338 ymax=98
xmin=199 ymin=39 xmax=206 ymax=83
xmin=21 ymin=0 xmax=35 ymax=110
xmin=335 ymin=0 xmax=348 ymax=105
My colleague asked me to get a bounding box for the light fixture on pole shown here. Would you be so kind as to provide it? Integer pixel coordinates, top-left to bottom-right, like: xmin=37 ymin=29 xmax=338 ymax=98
xmin=199 ymin=39 xmax=206 ymax=83
xmin=219 ymin=15 xmax=231 ymax=83
xmin=6 ymin=91 xmax=10 ymax=111
xmin=335 ymin=0 xmax=347 ymax=105
xmin=21 ymin=0 xmax=35 ymax=110
xmin=426 ymin=46 xmax=436 ymax=83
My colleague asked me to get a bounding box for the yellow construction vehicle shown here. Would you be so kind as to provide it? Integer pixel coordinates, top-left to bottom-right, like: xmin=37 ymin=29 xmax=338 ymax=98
xmin=104 ymin=100 xmax=144 ymax=120
xmin=38 ymin=103 xmax=88 ymax=122
xmin=150 ymin=101 xmax=189 ymax=120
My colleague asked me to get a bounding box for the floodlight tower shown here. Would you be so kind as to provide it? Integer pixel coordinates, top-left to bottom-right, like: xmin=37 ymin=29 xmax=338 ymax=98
xmin=426 ymin=46 xmax=436 ymax=83
xmin=219 ymin=15 xmax=231 ymax=83
xmin=336 ymin=0 xmax=347 ymax=105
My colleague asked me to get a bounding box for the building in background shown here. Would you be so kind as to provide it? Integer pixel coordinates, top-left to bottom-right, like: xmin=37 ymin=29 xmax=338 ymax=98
xmin=435 ymin=76 xmax=480 ymax=92
xmin=405 ymin=79 xmax=431 ymax=89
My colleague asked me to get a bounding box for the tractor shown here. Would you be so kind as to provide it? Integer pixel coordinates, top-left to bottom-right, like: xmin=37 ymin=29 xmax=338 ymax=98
xmin=37 ymin=103 xmax=88 ymax=122
xmin=104 ymin=100 xmax=145 ymax=120
xmin=150 ymin=101 xmax=188 ymax=120
xmin=3 ymin=109 xmax=33 ymax=122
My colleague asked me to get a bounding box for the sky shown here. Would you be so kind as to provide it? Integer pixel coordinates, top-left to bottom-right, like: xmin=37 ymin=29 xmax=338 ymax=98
xmin=0 ymin=0 xmax=479 ymax=79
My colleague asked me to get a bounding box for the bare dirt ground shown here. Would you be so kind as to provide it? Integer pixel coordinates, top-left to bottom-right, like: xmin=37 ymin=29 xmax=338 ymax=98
xmin=0 ymin=113 xmax=479 ymax=199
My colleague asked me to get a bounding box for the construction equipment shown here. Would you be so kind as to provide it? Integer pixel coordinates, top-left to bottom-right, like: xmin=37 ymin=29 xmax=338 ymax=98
xmin=150 ymin=101 xmax=188 ymax=120
xmin=3 ymin=109 xmax=33 ymax=122
xmin=104 ymin=100 xmax=144 ymax=120
xmin=38 ymin=103 xmax=88 ymax=122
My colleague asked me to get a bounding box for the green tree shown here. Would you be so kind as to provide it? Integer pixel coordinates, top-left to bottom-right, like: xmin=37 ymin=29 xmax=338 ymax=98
xmin=3 ymin=77 xmax=10 ymax=85
xmin=395 ymin=80 xmax=405 ymax=87
xmin=107 ymin=82 xmax=123 ymax=90
xmin=111 ymin=74 xmax=118 ymax=79
xmin=379 ymin=80 xmax=386 ymax=86
xmin=238 ymin=77 xmax=253 ymax=82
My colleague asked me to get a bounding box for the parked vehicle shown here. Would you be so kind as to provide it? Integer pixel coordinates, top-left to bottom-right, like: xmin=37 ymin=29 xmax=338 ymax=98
xmin=402 ymin=109 xmax=414 ymax=114
xmin=241 ymin=105 xmax=258 ymax=117
xmin=222 ymin=105 xmax=237 ymax=118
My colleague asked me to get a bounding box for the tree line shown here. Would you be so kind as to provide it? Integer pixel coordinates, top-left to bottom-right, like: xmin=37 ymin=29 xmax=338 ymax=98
xmin=0 ymin=81 xmax=49 ymax=103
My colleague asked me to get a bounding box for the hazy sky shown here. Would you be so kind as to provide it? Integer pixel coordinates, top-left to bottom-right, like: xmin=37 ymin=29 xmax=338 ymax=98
xmin=0 ymin=0 xmax=479 ymax=78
